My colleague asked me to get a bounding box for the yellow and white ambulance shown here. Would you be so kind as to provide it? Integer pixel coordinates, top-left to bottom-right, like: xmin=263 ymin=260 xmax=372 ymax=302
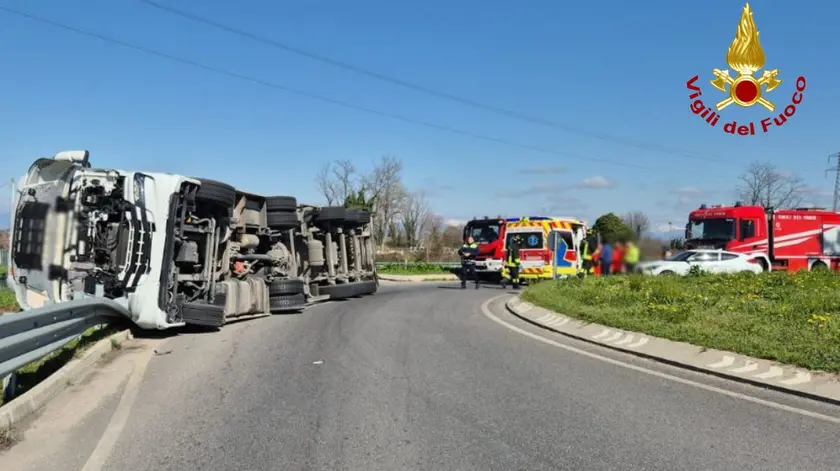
xmin=503 ymin=217 xmax=588 ymax=280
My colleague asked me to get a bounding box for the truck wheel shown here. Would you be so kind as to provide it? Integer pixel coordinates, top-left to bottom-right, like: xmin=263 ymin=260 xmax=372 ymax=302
xmin=811 ymin=261 xmax=828 ymax=271
xmin=195 ymin=179 xmax=236 ymax=213
xmin=270 ymin=293 xmax=306 ymax=312
xmin=267 ymin=211 xmax=299 ymax=230
xmin=315 ymin=206 xmax=346 ymax=223
xmin=181 ymin=302 xmax=225 ymax=328
xmin=266 ymin=195 xmax=297 ymax=213
xmin=344 ymin=209 xmax=361 ymax=226
xmin=268 ymin=278 xmax=305 ymax=296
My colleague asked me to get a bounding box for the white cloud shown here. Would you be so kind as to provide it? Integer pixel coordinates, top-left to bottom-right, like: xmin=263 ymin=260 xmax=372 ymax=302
xmin=672 ymin=186 xmax=701 ymax=195
xmin=495 ymin=183 xmax=564 ymax=198
xmin=653 ymin=222 xmax=682 ymax=233
xmin=576 ymin=176 xmax=615 ymax=189
xmin=444 ymin=218 xmax=468 ymax=227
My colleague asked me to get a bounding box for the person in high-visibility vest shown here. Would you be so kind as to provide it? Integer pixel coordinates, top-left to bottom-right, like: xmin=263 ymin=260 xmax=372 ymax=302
xmin=501 ymin=235 xmax=523 ymax=288
xmin=581 ymin=229 xmax=597 ymax=276
xmin=624 ymin=240 xmax=640 ymax=274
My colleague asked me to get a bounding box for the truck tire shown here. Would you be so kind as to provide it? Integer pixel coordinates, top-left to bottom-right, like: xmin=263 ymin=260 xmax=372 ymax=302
xmin=195 ymin=179 xmax=237 ymax=213
xmin=270 ymin=293 xmax=306 ymax=312
xmin=268 ymin=278 xmax=305 ymax=296
xmin=344 ymin=209 xmax=361 ymax=225
xmin=181 ymin=302 xmax=225 ymax=327
xmin=267 ymin=211 xmax=298 ymax=230
xmin=315 ymin=206 xmax=346 ymax=223
xmin=266 ymin=195 xmax=297 ymax=213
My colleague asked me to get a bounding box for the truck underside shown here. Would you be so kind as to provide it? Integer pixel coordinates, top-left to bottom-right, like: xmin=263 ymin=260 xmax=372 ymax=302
xmin=9 ymin=152 xmax=378 ymax=330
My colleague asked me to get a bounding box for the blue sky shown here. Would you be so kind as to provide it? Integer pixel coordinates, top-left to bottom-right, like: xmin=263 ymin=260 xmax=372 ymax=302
xmin=1 ymin=0 xmax=838 ymax=236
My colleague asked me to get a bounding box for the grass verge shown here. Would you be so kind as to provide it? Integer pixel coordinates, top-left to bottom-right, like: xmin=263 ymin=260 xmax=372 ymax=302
xmin=0 ymin=287 xmax=16 ymax=314
xmin=523 ymin=270 xmax=840 ymax=373
xmin=377 ymin=262 xmax=455 ymax=275
xmin=1 ymin=325 xmax=122 ymax=407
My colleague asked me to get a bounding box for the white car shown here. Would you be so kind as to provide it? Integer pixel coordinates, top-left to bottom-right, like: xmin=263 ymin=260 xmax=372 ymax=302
xmin=637 ymin=249 xmax=763 ymax=276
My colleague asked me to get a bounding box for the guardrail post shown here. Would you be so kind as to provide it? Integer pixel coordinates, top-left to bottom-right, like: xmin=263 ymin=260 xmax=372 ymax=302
xmin=3 ymin=372 xmax=17 ymax=402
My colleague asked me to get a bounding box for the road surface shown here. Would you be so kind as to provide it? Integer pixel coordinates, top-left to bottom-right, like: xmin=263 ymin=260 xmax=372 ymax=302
xmin=3 ymin=282 xmax=840 ymax=471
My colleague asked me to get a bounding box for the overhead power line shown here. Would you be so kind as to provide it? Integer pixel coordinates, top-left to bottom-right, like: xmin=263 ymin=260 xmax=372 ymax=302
xmin=0 ymin=5 xmax=684 ymax=174
xmin=140 ymin=0 xmax=726 ymax=164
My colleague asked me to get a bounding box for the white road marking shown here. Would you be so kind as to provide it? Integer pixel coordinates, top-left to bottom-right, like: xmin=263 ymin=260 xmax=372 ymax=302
xmin=729 ymin=361 xmax=759 ymax=374
xmin=313 ymin=360 xmax=324 ymax=365
xmin=520 ymin=303 xmax=533 ymax=313
xmin=626 ymin=337 xmax=649 ymax=349
xmin=81 ymin=346 xmax=156 ymax=471
xmin=780 ymin=371 xmax=812 ymax=386
xmin=483 ymin=295 xmax=840 ymax=425
xmin=592 ymin=329 xmax=611 ymax=340
xmin=613 ymin=335 xmax=635 ymax=346
xmin=754 ymin=366 xmax=785 ymax=380
xmin=602 ymin=332 xmax=623 ymax=343
xmin=536 ymin=313 xmax=554 ymax=322
xmin=707 ymin=356 xmax=735 ymax=369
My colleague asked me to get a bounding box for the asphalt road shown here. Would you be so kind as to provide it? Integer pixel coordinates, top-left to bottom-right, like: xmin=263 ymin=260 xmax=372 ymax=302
xmin=4 ymin=282 xmax=840 ymax=471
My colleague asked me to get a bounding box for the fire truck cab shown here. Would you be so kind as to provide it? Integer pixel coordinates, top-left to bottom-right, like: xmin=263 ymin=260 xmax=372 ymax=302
xmin=685 ymin=202 xmax=840 ymax=272
xmin=463 ymin=216 xmax=521 ymax=280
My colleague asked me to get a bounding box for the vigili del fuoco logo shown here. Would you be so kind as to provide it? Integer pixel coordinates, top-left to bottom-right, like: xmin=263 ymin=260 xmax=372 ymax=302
xmin=686 ymin=3 xmax=805 ymax=135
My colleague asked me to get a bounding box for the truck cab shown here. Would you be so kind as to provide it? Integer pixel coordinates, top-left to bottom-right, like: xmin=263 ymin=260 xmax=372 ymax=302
xmin=685 ymin=202 xmax=840 ymax=272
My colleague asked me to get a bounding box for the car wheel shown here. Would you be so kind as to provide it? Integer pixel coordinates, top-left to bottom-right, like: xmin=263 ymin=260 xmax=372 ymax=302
xmin=658 ymin=270 xmax=676 ymax=276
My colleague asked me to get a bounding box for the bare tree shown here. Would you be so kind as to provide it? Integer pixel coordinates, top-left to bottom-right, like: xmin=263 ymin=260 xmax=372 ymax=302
xmin=622 ymin=211 xmax=650 ymax=238
xmin=400 ymin=190 xmax=430 ymax=247
xmin=362 ymin=156 xmax=405 ymax=247
xmin=315 ymin=162 xmax=339 ymax=205
xmin=737 ymin=161 xmax=806 ymax=209
xmin=315 ymin=160 xmax=359 ymax=205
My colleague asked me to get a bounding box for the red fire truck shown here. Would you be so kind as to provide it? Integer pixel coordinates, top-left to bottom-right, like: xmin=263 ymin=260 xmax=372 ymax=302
xmin=461 ymin=216 xmax=519 ymax=280
xmin=684 ymin=202 xmax=840 ymax=272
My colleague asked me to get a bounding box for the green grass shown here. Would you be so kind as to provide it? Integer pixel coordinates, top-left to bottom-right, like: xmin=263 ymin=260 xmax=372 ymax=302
xmin=2 ymin=325 xmax=121 ymax=407
xmin=377 ymin=262 xmax=455 ymax=275
xmin=0 ymin=287 xmax=16 ymax=313
xmin=523 ymin=270 xmax=840 ymax=373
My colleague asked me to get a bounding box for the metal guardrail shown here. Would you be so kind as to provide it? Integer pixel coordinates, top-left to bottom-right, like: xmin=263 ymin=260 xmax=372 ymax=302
xmin=0 ymin=297 xmax=132 ymax=379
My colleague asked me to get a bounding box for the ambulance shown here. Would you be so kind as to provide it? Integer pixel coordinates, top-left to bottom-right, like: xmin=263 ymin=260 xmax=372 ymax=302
xmin=503 ymin=217 xmax=588 ymax=281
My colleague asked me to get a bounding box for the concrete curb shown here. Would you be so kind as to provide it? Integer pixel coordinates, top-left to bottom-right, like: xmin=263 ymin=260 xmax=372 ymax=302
xmin=0 ymin=329 xmax=133 ymax=431
xmin=505 ymin=295 xmax=840 ymax=405
xmin=377 ymin=274 xmax=459 ymax=282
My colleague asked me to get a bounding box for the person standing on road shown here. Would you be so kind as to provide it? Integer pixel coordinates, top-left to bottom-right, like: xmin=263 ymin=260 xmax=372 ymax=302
xmin=599 ymin=240 xmax=613 ymax=276
xmin=624 ymin=240 xmax=640 ymax=274
xmin=458 ymin=236 xmax=480 ymax=289
xmin=502 ymin=235 xmax=522 ymax=289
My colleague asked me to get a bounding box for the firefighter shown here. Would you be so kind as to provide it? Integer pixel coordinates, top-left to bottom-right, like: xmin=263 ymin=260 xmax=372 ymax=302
xmin=502 ymin=235 xmax=523 ymax=289
xmin=581 ymin=229 xmax=597 ymax=276
xmin=458 ymin=235 xmax=480 ymax=289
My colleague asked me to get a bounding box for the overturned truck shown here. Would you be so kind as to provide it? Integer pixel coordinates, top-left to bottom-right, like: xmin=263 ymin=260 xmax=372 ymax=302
xmin=7 ymin=150 xmax=377 ymax=330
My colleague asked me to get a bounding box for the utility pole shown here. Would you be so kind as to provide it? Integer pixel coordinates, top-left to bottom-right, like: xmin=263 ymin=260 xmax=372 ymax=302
xmin=825 ymin=153 xmax=840 ymax=211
